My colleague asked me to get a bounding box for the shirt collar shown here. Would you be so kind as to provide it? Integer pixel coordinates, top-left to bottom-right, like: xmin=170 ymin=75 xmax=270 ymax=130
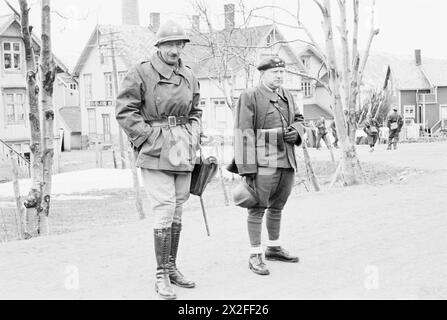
xmin=151 ymin=52 xmax=187 ymax=79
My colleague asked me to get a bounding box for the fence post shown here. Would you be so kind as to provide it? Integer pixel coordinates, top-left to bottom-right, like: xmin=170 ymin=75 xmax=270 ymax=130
xmin=10 ymin=150 xmax=25 ymax=240
xmin=112 ymin=150 xmax=117 ymax=169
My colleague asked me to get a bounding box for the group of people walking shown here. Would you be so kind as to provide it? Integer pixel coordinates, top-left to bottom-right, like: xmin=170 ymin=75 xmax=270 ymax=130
xmin=115 ymin=20 xmax=405 ymax=300
xmin=363 ymin=106 xmax=404 ymax=152
xmin=305 ymin=108 xmax=404 ymax=152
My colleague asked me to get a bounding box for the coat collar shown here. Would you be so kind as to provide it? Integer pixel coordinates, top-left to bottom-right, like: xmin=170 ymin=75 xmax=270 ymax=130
xmin=257 ymin=84 xmax=288 ymax=103
xmin=150 ymin=52 xmax=188 ymax=80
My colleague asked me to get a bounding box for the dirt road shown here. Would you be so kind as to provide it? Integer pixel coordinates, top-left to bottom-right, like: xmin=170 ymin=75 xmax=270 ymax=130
xmin=1 ymin=142 xmax=446 ymax=300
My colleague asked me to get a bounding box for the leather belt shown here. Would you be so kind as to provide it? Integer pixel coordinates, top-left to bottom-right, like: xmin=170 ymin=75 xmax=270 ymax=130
xmin=145 ymin=115 xmax=189 ymax=127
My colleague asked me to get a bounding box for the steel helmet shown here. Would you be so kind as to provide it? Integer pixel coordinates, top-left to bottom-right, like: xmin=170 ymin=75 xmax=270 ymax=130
xmin=154 ymin=20 xmax=190 ymax=46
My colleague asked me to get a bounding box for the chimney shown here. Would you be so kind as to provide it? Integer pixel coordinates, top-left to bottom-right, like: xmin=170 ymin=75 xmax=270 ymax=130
xmin=121 ymin=0 xmax=140 ymax=25
xmin=415 ymin=49 xmax=422 ymax=66
xmin=150 ymin=12 xmax=160 ymax=32
xmin=192 ymin=15 xmax=200 ymax=32
xmin=224 ymin=3 xmax=235 ymax=30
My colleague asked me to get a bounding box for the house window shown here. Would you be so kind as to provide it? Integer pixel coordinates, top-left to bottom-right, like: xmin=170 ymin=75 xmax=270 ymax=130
xmin=3 ymin=41 xmax=21 ymax=71
xmin=87 ymin=108 xmax=97 ymax=135
xmin=266 ymin=30 xmax=276 ymax=46
xmin=69 ymin=83 xmax=77 ymax=90
xmin=403 ymin=105 xmax=415 ymax=119
xmin=83 ymin=74 xmax=92 ymax=102
xmin=104 ymin=72 xmax=114 ymax=99
xmin=4 ymin=91 xmax=25 ymax=124
xmin=213 ymin=99 xmax=232 ymax=130
xmin=301 ymin=56 xmax=310 ymax=69
xmin=301 ymin=80 xmax=313 ymax=97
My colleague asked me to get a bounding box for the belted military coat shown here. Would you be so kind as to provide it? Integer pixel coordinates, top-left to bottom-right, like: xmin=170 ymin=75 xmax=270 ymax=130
xmin=116 ymin=52 xmax=201 ymax=172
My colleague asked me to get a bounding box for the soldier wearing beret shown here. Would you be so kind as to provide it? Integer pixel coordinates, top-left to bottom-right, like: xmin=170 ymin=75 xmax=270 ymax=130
xmin=116 ymin=20 xmax=201 ymax=299
xmin=233 ymin=56 xmax=304 ymax=276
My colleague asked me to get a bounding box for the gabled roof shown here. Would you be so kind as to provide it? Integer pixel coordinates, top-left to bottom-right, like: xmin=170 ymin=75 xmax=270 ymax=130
xmin=296 ymin=44 xmax=325 ymax=63
xmin=73 ymin=24 xmax=156 ymax=76
xmin=59 ymin=106 xmax=81 ymax=133
xmin=421 ymin=59 xmax=447 ymax=87
xmin=385 ymin=60 xmax=431 ymax=91
xmin=0 ymin=13 xmax=15 ymax=34
xmin=74 ymin=23 xmax=304 ymax=80
xmin=0 ymin=11 xmax=69 ymax=73
xmin=184 ymin=24 xmax=304 ymax=79
xmin=303 ymin=103 xmax=333 ymax=121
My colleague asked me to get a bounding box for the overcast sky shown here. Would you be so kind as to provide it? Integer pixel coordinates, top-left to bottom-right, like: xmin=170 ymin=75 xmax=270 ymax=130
xmin=1 ymin=0 xmax=446 ymax=71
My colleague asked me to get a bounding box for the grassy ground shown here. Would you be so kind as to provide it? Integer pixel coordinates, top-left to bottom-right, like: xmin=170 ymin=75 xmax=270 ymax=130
xmin=0 ymin=158 xmax=412 ymax=242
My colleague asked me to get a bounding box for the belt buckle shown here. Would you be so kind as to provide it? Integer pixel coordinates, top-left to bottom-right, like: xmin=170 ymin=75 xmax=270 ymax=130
xmin=167 ymin=116 xmax=177 ymax=127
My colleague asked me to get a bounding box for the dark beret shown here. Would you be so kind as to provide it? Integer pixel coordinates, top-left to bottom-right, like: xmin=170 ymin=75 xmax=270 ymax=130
xmin=257 ymin=56 xmax=286 ymax=71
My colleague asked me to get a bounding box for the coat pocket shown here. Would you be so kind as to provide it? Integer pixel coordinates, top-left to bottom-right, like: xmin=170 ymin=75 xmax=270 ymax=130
xmin=139 ymin=126 xmax=163 ymax=157
xmin=158 ymin=126 xmax=196 ymax=170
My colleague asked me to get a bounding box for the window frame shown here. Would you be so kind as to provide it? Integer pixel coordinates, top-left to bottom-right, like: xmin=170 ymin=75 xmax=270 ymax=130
xmin=2 ymin=40 xmax=22 ymax=72
xmin=104 ymin=72 xmax=114 ymax=99
xmin=83 ymin=73 xmax=93 ymax=102
xmin=301 ymin=80 xmax=313 ymax=98
xmin=3 ymin=89 xmax=26 ymax=125
xmin=301 ymin=55 xmax=311 ymax=70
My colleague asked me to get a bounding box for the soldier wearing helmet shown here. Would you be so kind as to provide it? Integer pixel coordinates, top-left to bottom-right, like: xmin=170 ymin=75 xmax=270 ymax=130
xmin=116 ymin=20 xmax=201 ymax=300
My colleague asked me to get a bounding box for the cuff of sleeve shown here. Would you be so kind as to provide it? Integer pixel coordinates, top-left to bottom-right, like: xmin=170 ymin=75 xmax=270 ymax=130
xmin=132 ymin=132 xmax=148 ymax=149
xmin=289 ymin=122 xmax=305 ymax=137
xmin=237 ymin=164 xmax=258 ymax=176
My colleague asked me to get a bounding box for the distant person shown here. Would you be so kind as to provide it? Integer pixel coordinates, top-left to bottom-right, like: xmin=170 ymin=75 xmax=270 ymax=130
xmin=386 ymin=106 xmax=404 ymax=150
xmin=305 ymin=121 xmax=317 ymax=147
xmin=315 ymin=116 xmax=330 ymax=150
xmin=363 ymin=116 xmax=380 ymax=152
xmin=330 ymin=120 xmax=339 ymax=148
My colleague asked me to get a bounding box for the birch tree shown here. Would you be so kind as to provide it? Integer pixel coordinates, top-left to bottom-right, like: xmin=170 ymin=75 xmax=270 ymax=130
xmin=18 ymin=0 xmax=56 ymax=236
xmin=250 ymin=0 xmax=380 ymax=185
xmin=40 ymin=0 xmax=56 ymax=235
xmin=19 ymin=0 xmax=43 ymax=237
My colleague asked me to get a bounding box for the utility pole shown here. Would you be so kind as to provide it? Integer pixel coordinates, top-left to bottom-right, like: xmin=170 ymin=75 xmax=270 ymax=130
xmin=100 ymin=29 xmax=126 ymax=169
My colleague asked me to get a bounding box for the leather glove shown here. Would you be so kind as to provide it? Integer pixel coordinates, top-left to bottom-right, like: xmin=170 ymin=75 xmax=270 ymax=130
xmin=284 ymin=127 xmax=299 ymax=144
xmin=240 ymin=173 xmax=256 ymax=180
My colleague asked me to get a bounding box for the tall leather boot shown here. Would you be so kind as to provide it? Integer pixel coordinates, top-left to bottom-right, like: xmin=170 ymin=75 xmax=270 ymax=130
xmin=154 ymin=228 xmax=176 ymax=300
xmin=168 ymin=223 xmax=196 ymax=288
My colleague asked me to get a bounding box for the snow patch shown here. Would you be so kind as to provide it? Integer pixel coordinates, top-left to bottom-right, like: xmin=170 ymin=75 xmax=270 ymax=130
xmin=0 ymin=169 xmax=137 ymax=198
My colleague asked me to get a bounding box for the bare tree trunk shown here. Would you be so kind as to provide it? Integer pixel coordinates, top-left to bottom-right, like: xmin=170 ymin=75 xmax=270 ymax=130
xmin=19 ymin=0 xmax=43 ymax=237
xmin=319 ymin=0 xmax=362 ymax=186
xmin=40 ymin=0 xmax=56 ymax=236
xmin=349 ymin=0 xmax=379 ymax=141
xmin=10 ymin=151 xmax=25 ymax=240
xmin=109 ymin=32 xmax=126 ymax=169
xmin=301 ymin=143 xmax=320 ymax=192
xmin=337 ymin=0 xmax=351 ymax=115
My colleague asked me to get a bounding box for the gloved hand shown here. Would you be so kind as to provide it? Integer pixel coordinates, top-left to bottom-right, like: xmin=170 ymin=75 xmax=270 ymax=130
xmin=240 ymin=173 xmax=256 ymax=180
xmin=284 ymin=127 xmax=299 ymax=143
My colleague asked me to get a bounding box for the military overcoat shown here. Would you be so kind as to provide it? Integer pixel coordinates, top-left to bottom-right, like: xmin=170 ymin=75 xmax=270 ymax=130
xmin=116 ymin=53 xmax=201 ymax=171
xmin=233 ymin=85 xmax=304 ymax=175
